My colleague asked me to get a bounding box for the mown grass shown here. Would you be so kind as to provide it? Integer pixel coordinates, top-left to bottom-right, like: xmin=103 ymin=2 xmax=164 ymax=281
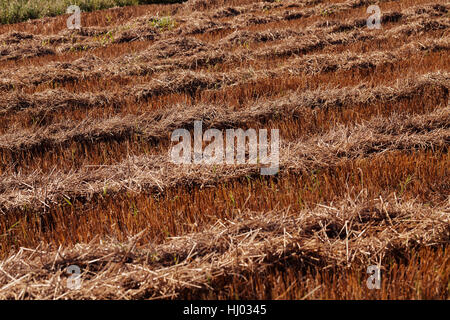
xmin=190 ymin=246 xmax=449 ymax=299
xmin=0 ymin=0 xmax=184 ymax=24
xmin=1 ymin=148 xmax=448 ymax=257
xmin=0 ymin=0 xmax=448 ymax=299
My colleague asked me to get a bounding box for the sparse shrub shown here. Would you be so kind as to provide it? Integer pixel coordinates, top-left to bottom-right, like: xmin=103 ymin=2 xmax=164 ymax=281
xmin=151 ymin=15 xmax=176 ymax=30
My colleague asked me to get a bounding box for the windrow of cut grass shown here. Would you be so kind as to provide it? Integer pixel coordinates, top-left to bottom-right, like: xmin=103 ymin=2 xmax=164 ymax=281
xmin=0 ymin=0 xmax=304 ymax=29
xmin=0 ymin=0 xmax=442 ymax=71
xmin=0 ymin=0 xmax=448 ymax=299
xmin=1 ymin=4 xmax=447 ymax=92
xmin=198 ymin=246 xmax=450 ymax=299
xmin=0 ymin=37 xmax=447 ymax=123
xmin=0 ymin=193 xmax=447 ymax=299
xmin=0 ymin=106 xmax=448 ymax=213
xmin=1 ymin=0 xmax=438 ymax=64
xmin=198 ymin=0 xmax=447 ymax=43
xmin=0 ymin=0 xmax=296 ymax=66
xmin=1 ymin=147 xmax=447 ymax=255
xmin=0 ymin=0 xmax=304 ymax=61
xmin=0 ymin=0 xmax=288 ymax=37
xmin=1 ymin=39 xmax=447 ymax=138
xmin=0 ymin=71 xmax=447 ymax=169
xmin=0 ymin=67 xmax=447 ymax=175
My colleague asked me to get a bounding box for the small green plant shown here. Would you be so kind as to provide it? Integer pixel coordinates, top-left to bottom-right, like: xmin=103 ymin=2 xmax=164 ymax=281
xmin=130 ymin=201 xmax=138 ymax=216
xmin=63 ymin=196 xmax=73 ymax=206
xmin=229 ymin=192 xmax=236 ymax=207
xmin=297 ymin=192 xmax=304 ymax=209
xmin=41 ymin=39 xmax=50 ymax=46
xmin=96 ymin=31 xmax=115 ymax=45
xmin=0 ymin=221 xmax=20 ymax=238
xmin=321 ymin=9 xmax=333 ymax=16
xmin=151 ymin=16 xmax=175 ymax=31
xmin=149 ymin=252 xmax=159 ymax=263
xmin=105 ymin=14 xmax=112 ymax=25
xmin=399 ymin=174 xmax=414 ymax=197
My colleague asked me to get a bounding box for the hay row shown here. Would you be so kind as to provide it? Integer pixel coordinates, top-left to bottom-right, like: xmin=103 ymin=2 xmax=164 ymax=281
xmin=0 ymin=0 xmax=435 ymax=62
xmin=220 ymin=3 xmax=448 ymax=47
xmin=158 ymin=0 xmax=424 ymax=36
xmin=43 ymin=2 xmax=450 ymax=52
xmin=1 ymin=4 xmax=446 ymax=90
xmin=0 ymin=193 xmax=447 ymax=299
xmin=0 ymin=0 xmax=323 ymax=61
xmin=0 ymin=107 xmax=448 ymax=212
xmin=1 ymin=37 xmax=447 ymax=118
xmin=0 ymin=43 xmax=55 ymax=62
xmin=0 ymin=0 xmax=448 ymax=300
xmin=0 ymin=71 xmax=447 ymax=155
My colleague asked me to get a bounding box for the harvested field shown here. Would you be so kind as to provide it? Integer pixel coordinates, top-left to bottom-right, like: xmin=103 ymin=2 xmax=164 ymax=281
xmin=0 ymin=0 xmax=448 ymax=301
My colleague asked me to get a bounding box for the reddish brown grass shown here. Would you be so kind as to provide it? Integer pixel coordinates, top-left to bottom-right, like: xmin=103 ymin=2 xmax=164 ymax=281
xmin=0 ymin=0 xmax=448 ymax=300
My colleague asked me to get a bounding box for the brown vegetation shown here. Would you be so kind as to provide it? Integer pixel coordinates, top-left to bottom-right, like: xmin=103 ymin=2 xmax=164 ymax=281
xmin=0 ymin=0 xmax=448 ymax=300
xmin=0 ymin=194 xmax=448 ymax=299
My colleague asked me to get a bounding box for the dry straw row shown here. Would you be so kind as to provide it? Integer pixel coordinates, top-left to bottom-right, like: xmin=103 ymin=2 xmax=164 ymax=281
xmin=1 ymin=37 xmax=447 ymax=118
xmin=1 ymin=3 xmax=447 ymax=91
xmin=0 ymin=0 xmax=338 ymax=62
xmin=1 ymin=0 xmax=441 ymax=62
xmin=0 ymin=71 xmax=448 ymax=154
xmin=0 ymin=106 xmax=448 ymax=212
xmin=0 ymin=192 xmax=448 ymax=299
